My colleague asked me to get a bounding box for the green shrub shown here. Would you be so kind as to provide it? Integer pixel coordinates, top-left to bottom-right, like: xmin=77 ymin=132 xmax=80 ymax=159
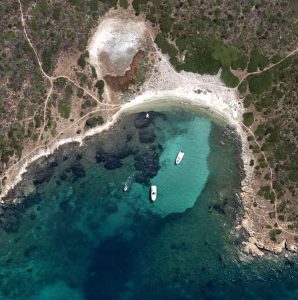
xmin=89 ymin=0 xmax=98 ymax=11
xmin=243 ymin=112 xmax=254 ymax=126
xmin=42 ymin=49 xmax=52 ymax=73
xmin=220 ymin=67 xmax=239 ymax=87
xmin=58 ymin=85 xmax=73 ymax=119
xmin=269 ymin=228 xmax=282 ymax=242
xmin=243 ymin=95 xmax=253 ymax=108
xmin=289 ymin=169 xmax=298 ymax=182
xmin=248 ymin=71 xmax=272 ymax=94
xmin=17 ymin=102 xmax=25 ymax=120
xmin=159 ymin=13 xmax=174 ymax=33
xmin=95 ymin=80 xmax=105 ymax=96
xmin=248 ymin=48 xmax=269 ymax=72
xmin=261 ymin=142 xmax=273 ymax=151
xmin=155 ymin=33 xmax=178 ymax=58
xmin=34 ymin=115 xmax=42 ymax=128
xmin=85 ymin=116 xmax=104 ymax=128
xmin=119 ymin=0 xmax=129 ymax=9
xmin=132 ymin=0 xmax=147 ymax=15
xmin=255 ymin=124 xmax=266 ymax=138
xmin=267 ymin=125 xmax=280 ymax=143
xmin=258 ymin=185 xmax=275 ymax=202
xmin=56 ymin=78 xmax=66 ymax=89
xmin=212 ymin=44 xmax=243 ymax=67
xmin=238 ymin=80 xmax=247 ymax=93
xmin=68 ymin=0 xmax=83 ymax=6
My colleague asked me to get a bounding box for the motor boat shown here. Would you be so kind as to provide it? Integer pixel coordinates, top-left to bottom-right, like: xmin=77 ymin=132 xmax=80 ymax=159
xmin=151 ymin=185 xmax=157 ymax=201
xmin=175 ymin=151 xmax=185 ymax=164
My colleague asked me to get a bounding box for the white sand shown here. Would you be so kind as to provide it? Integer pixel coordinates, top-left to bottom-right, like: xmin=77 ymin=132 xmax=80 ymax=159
xmin=88 ymin=18 xmax=147 ymax=77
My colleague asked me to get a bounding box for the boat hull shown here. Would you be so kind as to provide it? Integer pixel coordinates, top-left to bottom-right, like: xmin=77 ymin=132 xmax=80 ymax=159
xmin=151 ymin=185 xmax=157 ymax=201
xmin=175 ymin=151 xmax=185 ymax=164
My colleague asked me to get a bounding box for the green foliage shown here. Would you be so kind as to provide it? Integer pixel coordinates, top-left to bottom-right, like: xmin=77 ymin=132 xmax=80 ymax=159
xmin=238 ymin=80 xmax=247 ymax=94
xmin=231 ymin=52 xmax=248 ymax=70
xmin=212 ymin=44 xmax=243 ymax=68
xmin=42 ymin=49 xmax=53 ymax=73
xmin=243 ymin=112 xmax=254 ymax=126
xmin=0 ymin=134 xmax=4 ymax=152
xmin=258 ymin=185 xmax=275 ymax=203
xmin=220 ymin=67 xmax=239 ymax=87
xmin=89 ymin=0 xmax=98 ymax=11
xmin=95 ymin=80 xmax=105 ymax=96
xmin=261 ymin=142 xmax=273 ymax=151
xmin=31 ymin=133 xmax=39 ymax=142
xmin=248 ymin=48 xmax=269 ymax=72
xmin=248 ymin=71 xmax=272 ymax=94
xmin=288 ymin=153 xmax=298 ymax=182
xmin=39 ymin=1 xmax=49 ymax=14
xmin=6 ymin=31 xmax=14 ymax=41
xmin=85 ymin=116 xmax=104 ymax=128
xmin=81 ymin=99 xmax=97 ymax=109
xmin=53 ymin=3 xmax=61 ymax=20
xmin=155 ymin=33 xmax=178 ymax=58
xmin=119 ymin=0 xmax=129 ymax=9
xmin=91 ymin=66 xmax=97 ymax=79
xmin=146 ymin=7 xmax=156 ymax=23
xmin=34 ymin=115 xmax=42 ymax=128
xmin=176 ymin=35 xmax=244 ymax=75
xmin=269 ymin=228 xmax=282 ymax=242
xmin=17 ymin=102 xmax=25 ymax=120
xmin=77 ymin=88 xmax=84 ymax=98
xmin=267 ymin=126 xmax=280 ymax=143
xmin=159 ymin=12 xmax=174 ymax=33
xmin=77 ymin=51 xmax=89 ymax=69
xmin=58 ymin=84 xmax=73 ymax=119
xmin=132 ymin=0 xmax=147 ymax=15
xmin=243 ymin=95 xmax=253 ymax=108
xmin=65 ymin=85 xmax=73 ymax=98
xmin=56 ymin=78 xmax=66 ymax=89
xmin=182 ymin=48 xmax=220 ymax=75
xmin=255 ymin=95 xmax=274 ymax=111
xmin=68 ymin=0 xmax=83 ymax=6
xmin=255 ymin=124 xmax=266 ymax=139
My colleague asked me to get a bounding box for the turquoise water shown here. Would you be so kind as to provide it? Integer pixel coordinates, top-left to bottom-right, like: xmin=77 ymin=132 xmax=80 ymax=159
xmin=0 ymin=109 xmax=297 ymax=300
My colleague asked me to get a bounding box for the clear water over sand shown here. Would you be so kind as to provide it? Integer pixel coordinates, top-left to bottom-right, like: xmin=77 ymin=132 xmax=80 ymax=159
xmin=0 ymin=108 xmax=296 ymax=300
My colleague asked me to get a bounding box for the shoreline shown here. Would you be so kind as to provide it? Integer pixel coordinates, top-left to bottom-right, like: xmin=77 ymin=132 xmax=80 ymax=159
xmin=0 ymin=89 xmax=248 ymax=203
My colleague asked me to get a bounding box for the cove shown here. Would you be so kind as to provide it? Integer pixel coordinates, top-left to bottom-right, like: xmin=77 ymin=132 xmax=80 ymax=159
xmin=0 ymin=107 xmax=297 ymax=300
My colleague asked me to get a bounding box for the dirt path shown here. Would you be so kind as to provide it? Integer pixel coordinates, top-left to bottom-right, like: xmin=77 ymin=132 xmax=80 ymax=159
xmin=236 ymin=47 xmax=298 ymax=88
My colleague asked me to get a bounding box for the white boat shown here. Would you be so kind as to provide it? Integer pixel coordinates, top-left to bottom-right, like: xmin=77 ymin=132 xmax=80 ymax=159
xmin=175 ymin=151 xmax=185 ymax=165
xmin=151 ymin=185 xmax=157 ymax=201
xmin=123 ymin=184 xmax=128 ymax=192
xmin=145 ymin=113 xmax=150 ymax=119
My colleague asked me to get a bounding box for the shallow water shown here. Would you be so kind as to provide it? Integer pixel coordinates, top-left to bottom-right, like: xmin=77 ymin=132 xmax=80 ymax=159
xmin=0 ymin=108 xmax=297 ymax=300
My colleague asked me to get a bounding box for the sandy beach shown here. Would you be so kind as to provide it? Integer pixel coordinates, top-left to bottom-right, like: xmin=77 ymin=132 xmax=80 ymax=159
xmin=0 ymin=86 xmax=249 ymax=202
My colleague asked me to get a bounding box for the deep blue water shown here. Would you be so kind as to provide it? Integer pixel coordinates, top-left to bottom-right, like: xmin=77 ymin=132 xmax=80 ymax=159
xmin=0 ymin=108 xmax=297 ymax=300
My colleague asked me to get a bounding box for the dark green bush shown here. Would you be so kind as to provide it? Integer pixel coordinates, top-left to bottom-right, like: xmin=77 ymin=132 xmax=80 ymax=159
xmin=243 ymin=112 xmax=254 ymax=126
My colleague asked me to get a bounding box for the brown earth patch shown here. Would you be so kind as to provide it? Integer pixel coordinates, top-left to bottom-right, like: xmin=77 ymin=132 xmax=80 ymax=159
xmin=104 ymin=51 xmax=144 ymax=92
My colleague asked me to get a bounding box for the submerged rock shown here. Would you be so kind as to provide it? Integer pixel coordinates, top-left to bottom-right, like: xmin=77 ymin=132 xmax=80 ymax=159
xmin=95 ymin=150 xmax=105 ymax=163
xmin=138 ymin=128 xmax=156 ymax=143
xmin=134 ymin=146 xmax=160 ymax=183
xmin=70 ymin=163 xmax=86 ymax=178
xmin=134 ymin=113 xmax=150 ymax=129
xmin=104 ymin=156 xmax=122 ymax=170
xmin=33 ymin=168 xmax=55 ymax=185
xmin=0 ymin=213 xmax=20 ymax=233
